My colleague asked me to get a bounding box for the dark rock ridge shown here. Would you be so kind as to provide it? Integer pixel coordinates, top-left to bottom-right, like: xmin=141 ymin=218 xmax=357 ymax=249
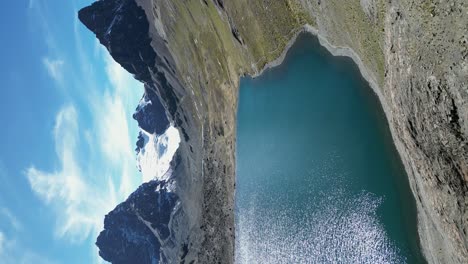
xmin=78 ymin=0 xmax=188 ymax=130
xmin=133 ymin=90 xmax=169 ymax=135
xmin=96 ymin=179 xmax=179 ymax=264
xmin=78 ymin=0 xmax=155 ymax=82
xmin=79 ymin=0 xmax=198 ymax=263
xmin=79 ymin=0 xmax=171 ymax=136
xmin=135 ymin=132 xmax=145 ymax=155
xmin=134 ymin=89 xmax=169 ymax=155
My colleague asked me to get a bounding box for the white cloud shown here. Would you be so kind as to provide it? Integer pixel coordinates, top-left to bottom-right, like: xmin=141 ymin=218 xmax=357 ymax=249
xmin=29 ymin=2 xmax=62 ymax=79
xmin=25 ymin=103 xmax=135 ymax=248
xmin=27 ymin=105 xmax=100 ymax=241
xmin=42 ymin=57 xmax=65 ymax=83
xmin=105 ymin=54 xmax=130 ymax=94
xmin=89 ymin=54 xmax=144 ymax=197
xmin=96 ymin=91 xmax=133 ymax=165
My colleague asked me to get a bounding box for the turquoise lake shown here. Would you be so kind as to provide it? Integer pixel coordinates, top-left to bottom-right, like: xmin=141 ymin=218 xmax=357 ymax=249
xmin=235 ymin=34 xmax=425 ymax=263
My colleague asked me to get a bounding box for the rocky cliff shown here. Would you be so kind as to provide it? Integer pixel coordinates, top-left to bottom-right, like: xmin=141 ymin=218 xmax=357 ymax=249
xmin=79 ymin=0 xmax=467 ymax=263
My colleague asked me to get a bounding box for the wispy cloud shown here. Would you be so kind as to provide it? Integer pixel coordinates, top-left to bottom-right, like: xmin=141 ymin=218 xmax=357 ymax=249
xmin=91 ymin=54 xmax=144 ymax=196
xmin=42 ymin=57 xmax=65 ymax=83
xmin=26 ymin=51 xmax=145 ymax=263
xmin=0 ymin=208 xmax=22 ymax=232
xmin=27 ymin=105 xmax=98 ymax=241
xmin=0 ymin=230 xmax=56 ymax=264
xmin=28 ymin=0 xmax=59 ymax=57
xmin=25 ymin=101 xmax=136 ymax=246
xmin=29 ymin=0 xmax=66 ymax=90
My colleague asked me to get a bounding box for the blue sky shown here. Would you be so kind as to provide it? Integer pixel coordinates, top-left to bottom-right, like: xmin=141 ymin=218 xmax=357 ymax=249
xmin=0 ymin=0 xmax=151 ymax=262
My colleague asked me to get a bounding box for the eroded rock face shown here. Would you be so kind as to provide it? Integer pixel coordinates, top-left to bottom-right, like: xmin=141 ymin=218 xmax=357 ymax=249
xmin=383 ymin=2 xmax=468 ymax=262
xmin=78 ymin=0 xmax=155 ymax=82
xmin=96 ymin=180 xmax=178 ymax=264
xmin=133 ymin=90 xmax=169 ymax=135
xmin=360 ymin=0 xmax=378 ymax=22
xmin=78 ymin=0 xmax=187 ymax=123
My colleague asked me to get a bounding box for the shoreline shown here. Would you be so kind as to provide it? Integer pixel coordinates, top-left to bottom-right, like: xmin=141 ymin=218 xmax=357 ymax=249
xmin=253 ymin=25 xmax=383 ymax=115
xmin=250 ymin=23 xmax=429 ymax=261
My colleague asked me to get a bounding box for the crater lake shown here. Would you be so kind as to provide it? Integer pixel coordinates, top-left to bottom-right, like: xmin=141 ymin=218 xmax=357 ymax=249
xmin=235 ymin=33 xmax=425 ymax=264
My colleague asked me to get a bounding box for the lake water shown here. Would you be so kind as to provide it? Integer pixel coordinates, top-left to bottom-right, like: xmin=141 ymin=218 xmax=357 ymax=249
xmin=235 ymin=34 xmax=425 ymax=263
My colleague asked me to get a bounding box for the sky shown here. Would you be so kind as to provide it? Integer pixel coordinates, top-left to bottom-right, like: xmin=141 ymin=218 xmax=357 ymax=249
xmin=0 ymin=0 xmax=173 ymax=263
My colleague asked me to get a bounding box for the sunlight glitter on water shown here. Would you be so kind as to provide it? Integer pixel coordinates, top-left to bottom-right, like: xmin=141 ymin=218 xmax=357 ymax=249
xmin=235 ymin=33 xmax=423 ymax=263
xmin=235 ymin=190 xmax=405 ymax=264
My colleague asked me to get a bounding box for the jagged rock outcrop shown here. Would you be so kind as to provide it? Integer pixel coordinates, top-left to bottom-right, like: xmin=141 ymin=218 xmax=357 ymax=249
xmin=133 ymin=90 xmax=169 ymax=135
xmin=79 ymin=0 xmax=203 ymax=263
xmin=96 ymin=179 xmax=179 ymax=264
xmin=79 ymin=0 xmax=467 ymax=263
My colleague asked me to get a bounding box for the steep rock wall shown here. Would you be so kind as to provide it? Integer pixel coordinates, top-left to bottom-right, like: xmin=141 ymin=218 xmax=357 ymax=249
xmin=383 ymin=1 xmax=467 ymax=262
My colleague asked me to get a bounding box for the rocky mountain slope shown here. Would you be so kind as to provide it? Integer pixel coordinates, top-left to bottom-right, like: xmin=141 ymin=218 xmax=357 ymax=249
xmin=79 ymin=0 xmax=467 ymax=263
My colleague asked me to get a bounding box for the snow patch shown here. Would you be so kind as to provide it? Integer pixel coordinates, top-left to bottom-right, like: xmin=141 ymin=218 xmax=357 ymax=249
xmin=137 ymin=126 xmax=181 ymax=182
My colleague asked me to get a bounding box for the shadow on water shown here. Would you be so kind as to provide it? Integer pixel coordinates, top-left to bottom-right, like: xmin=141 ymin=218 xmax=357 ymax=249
xmin=235 ymin=33 xmax=426 ymax=263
